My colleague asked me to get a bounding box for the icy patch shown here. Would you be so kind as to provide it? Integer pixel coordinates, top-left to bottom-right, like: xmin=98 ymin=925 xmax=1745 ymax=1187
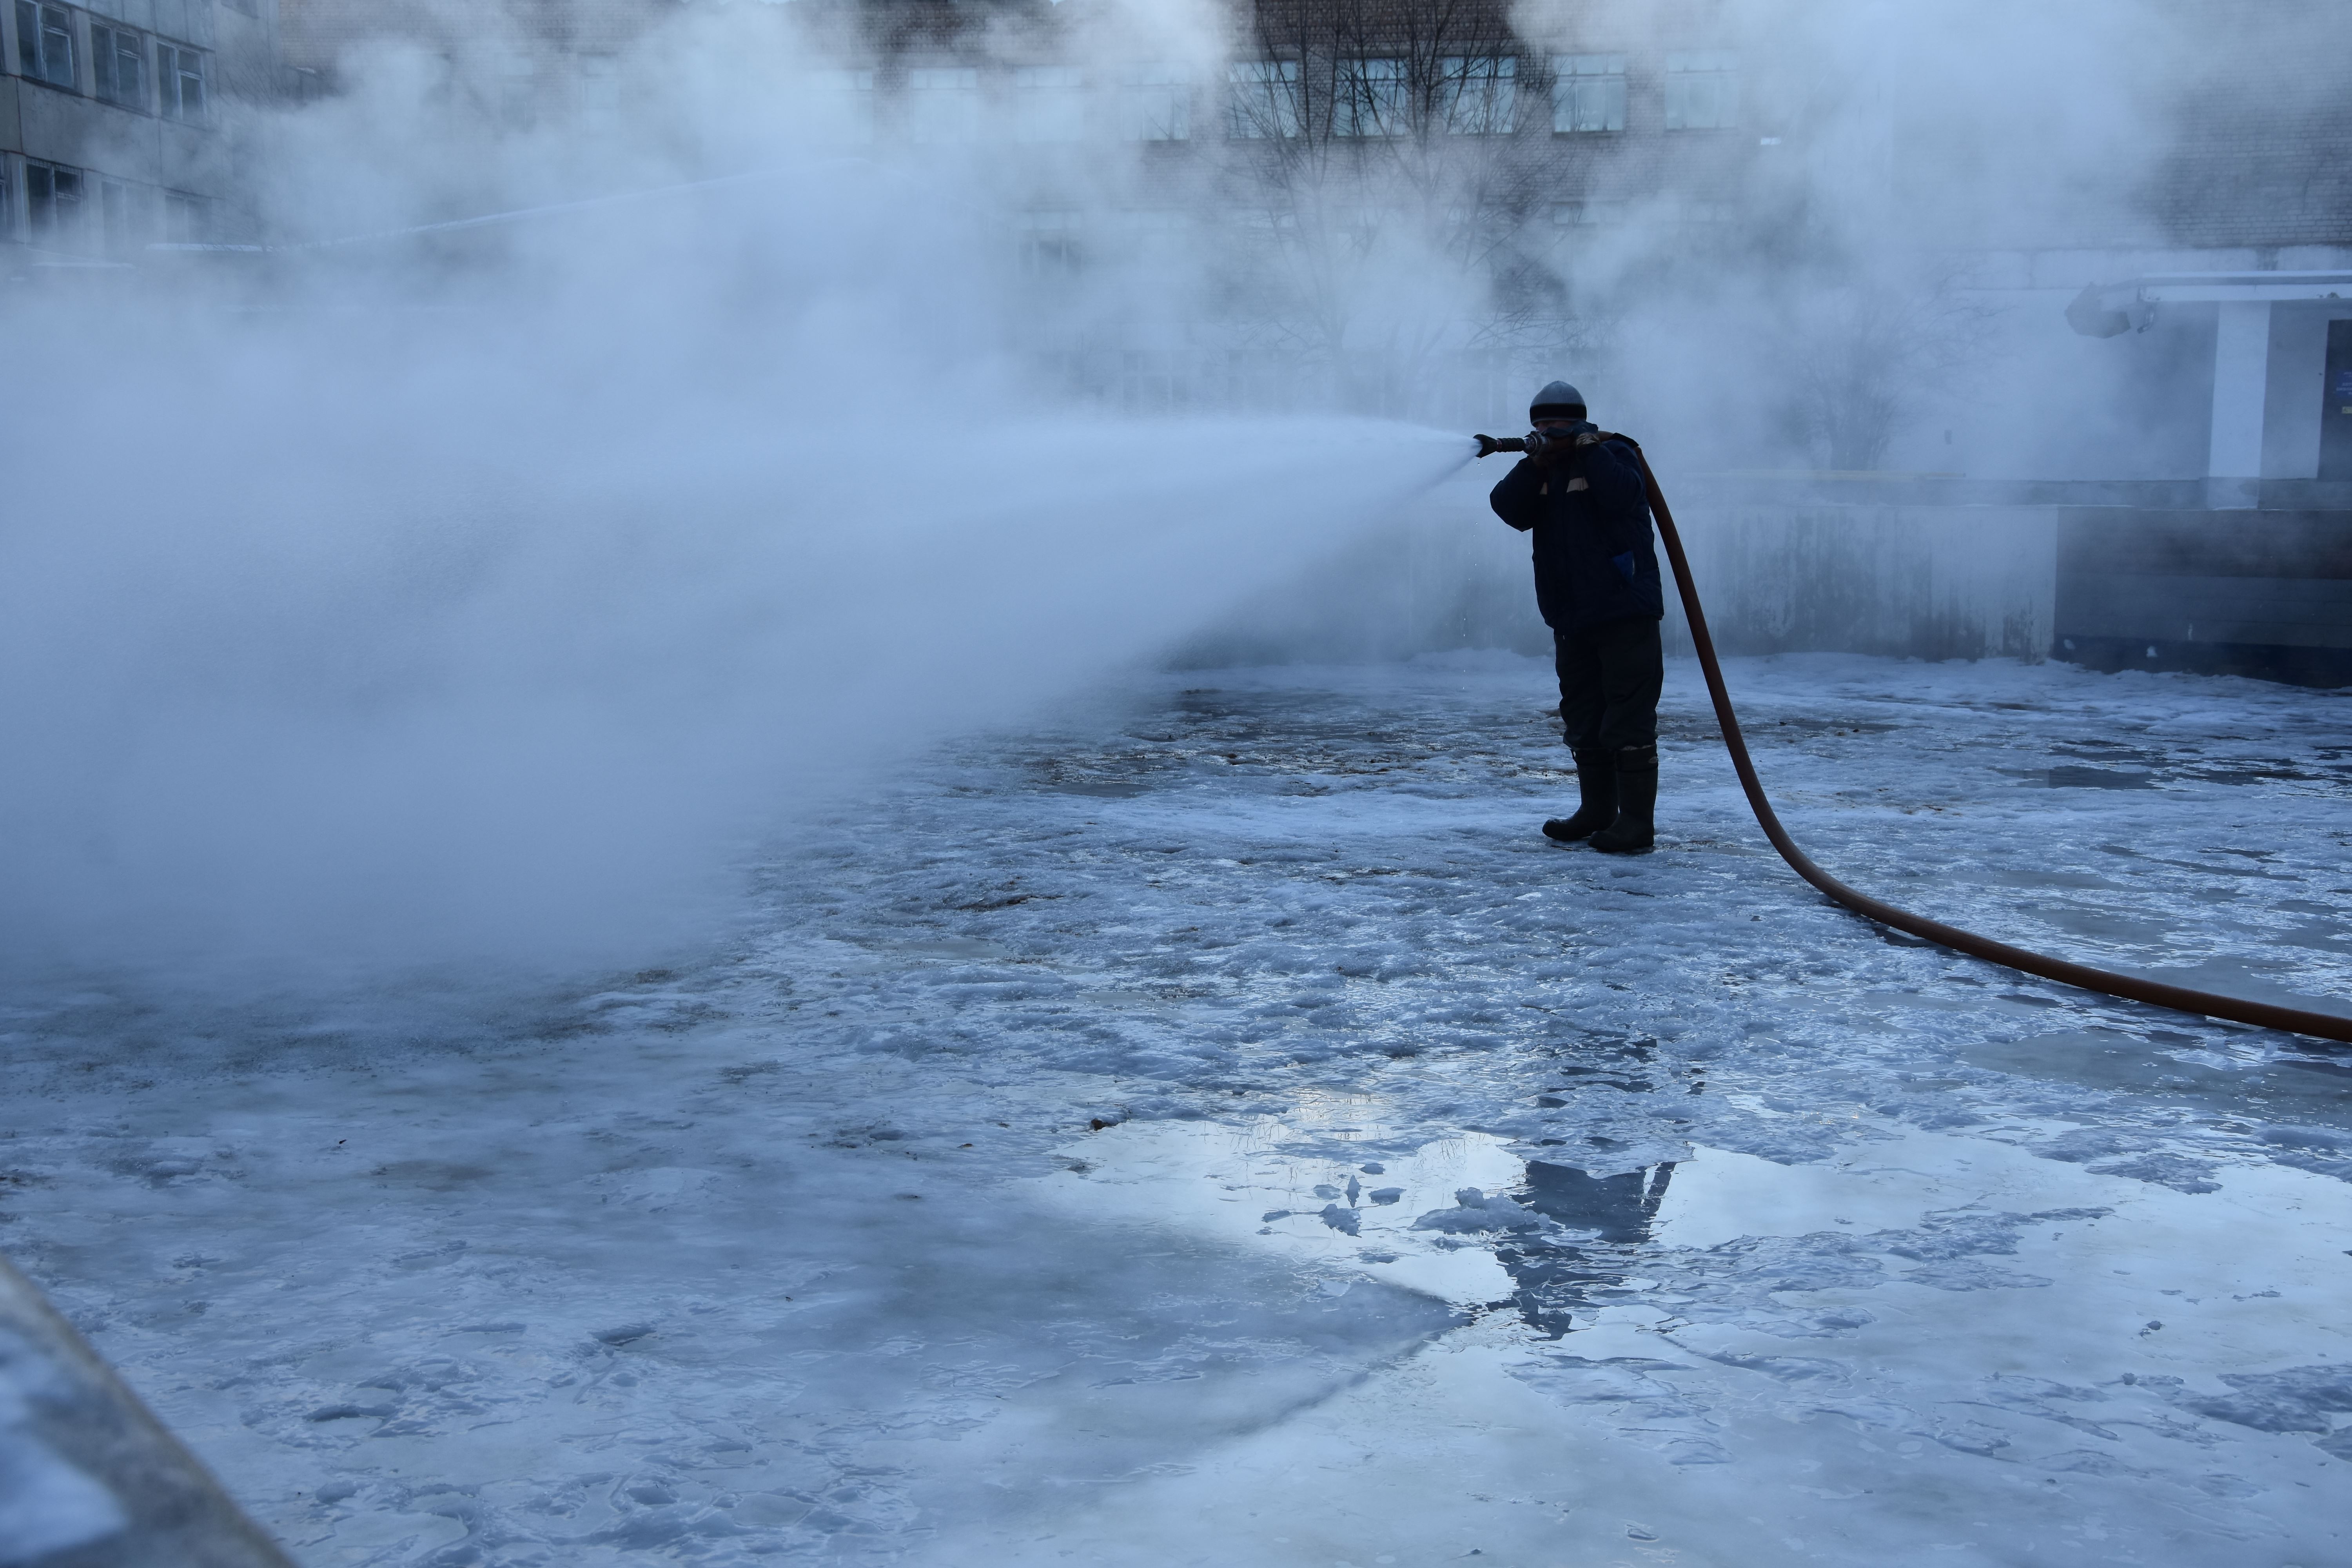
xmin=9 ymin=653 xmax=2352 ymax=1565
xmin=605 ymin=1166 xmax=719 ymax=1210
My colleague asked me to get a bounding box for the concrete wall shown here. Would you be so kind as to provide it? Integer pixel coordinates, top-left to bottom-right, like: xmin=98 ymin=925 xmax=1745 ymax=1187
xmin=2054 ymin=507 xmax=2352 ymax=686
xmin=1180 ymin=483 xmax=2352 ymax=693
xmin=1175 ymin=488 xmax=2061 ymax=668
xmin=1667 ymin=503 xmax=2055 ymax=663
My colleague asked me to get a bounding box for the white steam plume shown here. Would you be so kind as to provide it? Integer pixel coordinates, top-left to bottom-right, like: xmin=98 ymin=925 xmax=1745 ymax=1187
xmin=0 ymin=0 xmax=1464 ymax=987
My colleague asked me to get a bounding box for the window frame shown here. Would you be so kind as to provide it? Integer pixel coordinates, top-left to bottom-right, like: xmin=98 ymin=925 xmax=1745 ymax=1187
xmin=163 ymin=188 xmax=207 ymax=244
xmin=95 ymin=174 xmax=140 ymax=252
xmin=25 ymin=158 xmax=84 ymax=240
xmin=577 ymin=53 xmax=622 ymax=124
xmin=1663 ymin=50 xmax=1738 ymax=131
xmin=1552 ymin=54 xmax=1627 ymax=134
xmin=806 ymin=66 xmax=875 ymax=145
xmin=902 ymin=65 xmax=980 ymax=146
xmin=1225 ymin=59 xmax=1300 ymax=140
xmin=1441 ymin=55 xmax=1517 ymax=136
xmin=16 ymin=2 xmax=78 ymax=91
xmin=91 ymin=22 xmax=147 ymax=111
xmin=1011 ymin=64 xmax=1087 ymax=145
xmin=1015 ymin=208 xmax=1082 ymax=276
xmin=1552 ymin=198 xmax=1626 ymax=230
xmin=1336 ymin=57 xmax=1406 ymax=139
xmin=1119 ymin=63 xmax=1191 ymax=143
xmin=156 ymin=39 xmax=208 ymax=123
xmin=495 ymin=52 xmax=537 ymax=130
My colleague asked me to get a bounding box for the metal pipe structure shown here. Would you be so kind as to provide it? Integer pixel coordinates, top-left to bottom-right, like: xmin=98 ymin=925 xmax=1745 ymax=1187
xmin=0 ymin=1253 xmax=298 ymax=1566
xmin=1480 ymin=431 xmax=2352 ymax=1045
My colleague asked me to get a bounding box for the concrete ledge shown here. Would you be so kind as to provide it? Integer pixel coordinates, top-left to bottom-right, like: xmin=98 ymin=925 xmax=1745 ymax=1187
xmin=0 ymin=1254 xmax=295 ymax=1568
xmin=2054 ymin=633 xmax=2352 ymax=688
xmin=2058 ymin=573 xmax=2352 ymax=651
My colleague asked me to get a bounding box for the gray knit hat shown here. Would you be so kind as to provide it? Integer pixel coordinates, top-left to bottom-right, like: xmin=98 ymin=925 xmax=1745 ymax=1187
xmin=1529 ymin=380 xmax=1587 ymax=419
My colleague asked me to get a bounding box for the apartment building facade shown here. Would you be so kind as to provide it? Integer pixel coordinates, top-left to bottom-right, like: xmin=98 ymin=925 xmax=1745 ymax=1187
xmin=1 ymin=0 xmax=280 ymax=263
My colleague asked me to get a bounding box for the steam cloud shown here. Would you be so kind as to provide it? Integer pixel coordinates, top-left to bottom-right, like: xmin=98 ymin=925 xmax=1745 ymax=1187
xmin=2 ymin=0 xmax=2327 ymax=989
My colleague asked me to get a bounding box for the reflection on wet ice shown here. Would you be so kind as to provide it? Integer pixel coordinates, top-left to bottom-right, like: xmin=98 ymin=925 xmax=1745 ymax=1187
xmin=1496 ymin=1160 xmax=1677 ymax=1336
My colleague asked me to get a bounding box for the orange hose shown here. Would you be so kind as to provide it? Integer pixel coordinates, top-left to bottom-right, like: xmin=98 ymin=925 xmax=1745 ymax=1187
xmin=1616 ymin=439 xmax=2352 ymax=1046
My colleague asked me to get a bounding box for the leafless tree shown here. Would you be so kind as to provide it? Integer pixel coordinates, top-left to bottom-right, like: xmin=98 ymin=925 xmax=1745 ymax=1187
xmin=1780 ymin=264 xmax=1986 ymax=470
xmin=1209 ymin=0 xmax=1569 ymax=417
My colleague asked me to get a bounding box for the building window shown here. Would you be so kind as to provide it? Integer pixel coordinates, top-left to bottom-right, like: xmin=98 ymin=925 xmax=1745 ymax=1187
xmin=578 ymin=53 xmax=620 ymax=124
xmin=1226 ymin=60 xmax=1299 ymax=140
xmin=163 ymin=189 xmax=207 ymax=243
xmin=157 ymin=42 xmax=206 ymax=121
xmin=1016 ymin=210 xmax=1081 ymax=275
xmin=904 ymin=67 xmax=980 ymax=145
xmin=1120 ymin=350 xmax=1189 ymax=411
xmin=1441 ymin=56 xmax=1515 ymax=135
xmin=1013 ymin=65 xmax=1085 ymax=144
xmin=1120 ymin=64 xmax=1189 ymax=142
xmin=26 ymin=160 xmax=83 ymax=239
xmin=1338 ymin=58 xmax=1406 ymax=138
xmin=497 ymin=54 xmax=537 ymax=129
xmin=1664 ymin=51 xmax=1737 ymax=129
xmin=808 ymin=67 xmax=875 ymax=145
xmin=96 ymin=176 xmax=141 ymax=251
xmin=1552 ymin=54 xmax=1626 ymax=132
xmin=16 ymin=3 xmax=76 ymax=89
xmin=92 ymin=24 xmax=146 ymax=109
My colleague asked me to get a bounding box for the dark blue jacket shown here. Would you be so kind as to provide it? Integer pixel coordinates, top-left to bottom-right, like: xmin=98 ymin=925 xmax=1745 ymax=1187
xmin=1488 ymin=437 xmax=1663 ymax=631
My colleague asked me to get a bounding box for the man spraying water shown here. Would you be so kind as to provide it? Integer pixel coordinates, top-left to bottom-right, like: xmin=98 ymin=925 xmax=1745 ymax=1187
xmin=1460 ymin=396 xmax=2352 ymax=1044
xmin=1476 ymin=382 xmax=1664 ymax=853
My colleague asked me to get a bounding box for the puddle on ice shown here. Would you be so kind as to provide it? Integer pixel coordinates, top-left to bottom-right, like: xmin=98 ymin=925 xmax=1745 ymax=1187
xmin=1005 ymin=1111 xmax=2352 ymax=1568
xmin=1649 ymin=1144 xmax=1953 ymax=1247
xmin=1033 ymin=1114 xmax=1528 ymax=1307
xmin=1043 ymin=1114 xmax=2352 ymax=1344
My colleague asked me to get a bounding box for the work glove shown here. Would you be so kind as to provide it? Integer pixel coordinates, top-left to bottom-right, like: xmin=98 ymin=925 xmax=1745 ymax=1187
xmin=1524 ymin=419 xmax=1602 ymax=462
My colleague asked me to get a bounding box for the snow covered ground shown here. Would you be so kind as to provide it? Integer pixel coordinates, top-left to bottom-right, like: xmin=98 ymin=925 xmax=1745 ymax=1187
xmin=4 ymin=652 xmax=2350 ymax=1567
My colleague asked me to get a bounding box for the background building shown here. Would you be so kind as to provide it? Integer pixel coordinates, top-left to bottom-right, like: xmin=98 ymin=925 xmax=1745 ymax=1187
xmin=34 ymin=0 xmax=2352 ymax=683
xmin=1 ymin=0 xmax=282 ymax=265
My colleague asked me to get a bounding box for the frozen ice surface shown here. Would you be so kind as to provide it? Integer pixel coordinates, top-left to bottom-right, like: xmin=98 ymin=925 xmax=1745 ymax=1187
xmin=2 ymin=652 xmax=2349 ymax=1566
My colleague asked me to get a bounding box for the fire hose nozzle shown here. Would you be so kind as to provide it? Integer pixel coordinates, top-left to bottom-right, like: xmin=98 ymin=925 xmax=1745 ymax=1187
xmin=1477 ymin=423 xmax=1606 ymax=459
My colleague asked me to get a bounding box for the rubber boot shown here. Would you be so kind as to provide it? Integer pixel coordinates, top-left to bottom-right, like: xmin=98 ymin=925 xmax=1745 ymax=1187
xmin=1542 ymin=750 xmax=1615 ymax=842
xmin=1590 ymin=744 xmax=1657 ymax=854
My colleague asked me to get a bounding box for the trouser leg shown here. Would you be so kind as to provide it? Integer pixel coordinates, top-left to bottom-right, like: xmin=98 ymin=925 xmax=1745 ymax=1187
xmin=1589 ymin=619 xmax=1663 ymax=753
xmin=1588 ymin=620 xmax=1662 ymax=853
xmin=1552 ymin=628 xmax=1606 ymax=753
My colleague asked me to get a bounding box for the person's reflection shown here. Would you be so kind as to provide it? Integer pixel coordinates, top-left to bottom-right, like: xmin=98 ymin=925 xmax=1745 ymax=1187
xmin=1494 ymin=1160 xmax=1676 ymax=1337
